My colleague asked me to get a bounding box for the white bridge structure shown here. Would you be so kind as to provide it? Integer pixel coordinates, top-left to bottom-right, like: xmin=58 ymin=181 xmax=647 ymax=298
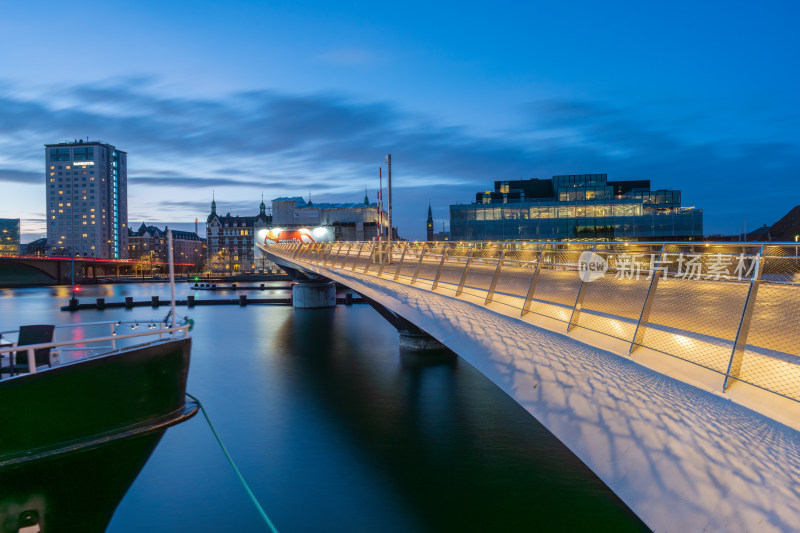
xmin=263 ymin=240 xmax=800 ymax=532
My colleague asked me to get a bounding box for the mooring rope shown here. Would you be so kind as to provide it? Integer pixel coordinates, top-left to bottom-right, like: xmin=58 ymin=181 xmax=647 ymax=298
xmin=186 ymin=393 xmax=280 ymax=533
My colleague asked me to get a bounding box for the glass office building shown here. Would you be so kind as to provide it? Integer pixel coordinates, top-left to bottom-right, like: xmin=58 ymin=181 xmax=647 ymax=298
xmin=450 ymin=174 xmax=702 ymax=241
xmin=0 ymin=218 xmax=20 ymax=256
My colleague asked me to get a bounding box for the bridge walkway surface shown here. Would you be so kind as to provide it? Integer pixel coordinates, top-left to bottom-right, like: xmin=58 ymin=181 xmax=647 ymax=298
xmin=265 ymin=241 xmax=800 ymax=533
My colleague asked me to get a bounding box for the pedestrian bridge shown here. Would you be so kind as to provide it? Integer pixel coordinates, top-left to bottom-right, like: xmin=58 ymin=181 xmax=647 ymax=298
xmin=263 ymin=241 xmax=800 ymax=533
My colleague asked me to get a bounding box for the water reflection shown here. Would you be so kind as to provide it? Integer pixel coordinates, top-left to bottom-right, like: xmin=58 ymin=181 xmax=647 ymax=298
xmin=0 ymin=430 xmax=166 ymax=533
xmin=275 ymin=309 xmax=648 ymax=532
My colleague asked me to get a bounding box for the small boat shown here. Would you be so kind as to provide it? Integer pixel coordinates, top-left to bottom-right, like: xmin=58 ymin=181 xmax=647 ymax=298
xmin=0 ymin=230 xmax=198 ymax=532
xmin=0 ymin=318 xmax=197 ymax=467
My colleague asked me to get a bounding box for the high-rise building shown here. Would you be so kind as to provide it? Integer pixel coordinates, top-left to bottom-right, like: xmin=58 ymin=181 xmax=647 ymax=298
xmin=45 ymin=140 xmax=128 ymax=258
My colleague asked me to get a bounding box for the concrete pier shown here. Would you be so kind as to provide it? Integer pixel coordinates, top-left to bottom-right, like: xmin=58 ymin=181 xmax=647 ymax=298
xmin=398 ymin=330 xmax=446 ymax=352
xmin=292 ymin=281 xmax=336 ymax=309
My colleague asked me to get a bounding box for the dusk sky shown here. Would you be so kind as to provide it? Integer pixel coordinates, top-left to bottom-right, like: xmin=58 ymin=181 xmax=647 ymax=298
xmin=1 ymin=1 xmax=798 ymax=241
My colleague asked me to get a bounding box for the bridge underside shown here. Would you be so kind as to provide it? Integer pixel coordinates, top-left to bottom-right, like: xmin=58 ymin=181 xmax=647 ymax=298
xmin=267 ymin=246 xmax=800 ymax=533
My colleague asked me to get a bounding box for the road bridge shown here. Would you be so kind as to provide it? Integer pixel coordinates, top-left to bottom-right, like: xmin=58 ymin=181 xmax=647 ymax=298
xmin=263 ymin=240 xmax=800 ymax=533
xmin=0 ymin=256 xmax=195 ymax=285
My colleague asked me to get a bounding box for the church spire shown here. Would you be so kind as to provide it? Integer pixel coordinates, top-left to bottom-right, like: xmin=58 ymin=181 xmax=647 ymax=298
xmin=427 ymin=202 xmax=434 ymax=242
xmin=364 ymin=186 xmax=369 ymax=205
xmin=259 ymin=193 xmax=266 ymax=215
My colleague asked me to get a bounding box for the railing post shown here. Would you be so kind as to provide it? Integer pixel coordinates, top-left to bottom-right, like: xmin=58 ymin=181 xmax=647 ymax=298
xmin=567 ymin=244 xmax=597 ymax=332
xmin=351 ymin=243 xmax=365 ymax=271
xmin=110 ymin=323 xmax=117 ymax=350
xmin=629 ymin=245 xmax=667 ymax=355
xmin=339 ymin=243 xmax=353 ymax=268
xmin=377 ymin=243 xmax=390 ymax=277
xmin=485 ymin=248 xmax=507 ymax=304
xmin=363 ymin=242 xmax=376 ymax=273
xmin=27 ymin=347 xmax=36 ymax=374
xmin=521 ymin=247 xmax=546 ymax=316
xmin=456 ymin=248 xmax=476 ymax=296
xmin=723 ymin=245 xmax=765 ymax=391
xmin=431 ymin=244 xmax=449 ymax=290
xmin=411 ymin=244 xmax=427 ymax=285
xmin=393 ymin=242 xmax=410 ymax=281
xmin=315 ymin=243 xmax=325 ymax=264
xmin=322 ymin=243 xmax=335 ymax=266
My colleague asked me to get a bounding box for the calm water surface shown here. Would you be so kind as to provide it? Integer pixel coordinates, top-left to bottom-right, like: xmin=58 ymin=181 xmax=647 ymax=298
xmin=0 ymin=282 xmax=648 ymax=532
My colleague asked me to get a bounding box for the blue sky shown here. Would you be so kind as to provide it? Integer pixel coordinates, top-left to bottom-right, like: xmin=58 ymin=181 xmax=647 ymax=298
xmin=1 ymin=0 xmax=798 ymax=241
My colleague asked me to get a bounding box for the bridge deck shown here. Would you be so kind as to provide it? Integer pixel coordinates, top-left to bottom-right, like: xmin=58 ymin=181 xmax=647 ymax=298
xmin=266 ymin=242 xmax=800 ymax=533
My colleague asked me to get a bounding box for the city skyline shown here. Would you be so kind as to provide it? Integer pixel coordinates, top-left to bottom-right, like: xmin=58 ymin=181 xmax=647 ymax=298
xmin=1 ymin=1 xmax=798 ymax=241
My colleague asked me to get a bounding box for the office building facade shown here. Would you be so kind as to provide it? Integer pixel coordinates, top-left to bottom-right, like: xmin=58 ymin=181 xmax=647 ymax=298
xmin=450 ymin=173 xmax=702 ymax=241
xmin=271 ymin=197 xmax=389 ymax=241
xmin=0 ymin=218 xmax=20 ymax=256
xmin=45 ymin=140 xmax=128 ymax=258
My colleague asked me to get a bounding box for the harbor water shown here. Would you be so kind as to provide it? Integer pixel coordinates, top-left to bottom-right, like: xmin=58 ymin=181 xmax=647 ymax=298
xmin=0 ymin=282 xmax=648 ymax=532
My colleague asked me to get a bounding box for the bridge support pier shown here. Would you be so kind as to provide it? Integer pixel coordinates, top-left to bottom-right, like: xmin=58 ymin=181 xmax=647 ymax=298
xmin=292 ymin=281 xmax=336 ymax=309
xmin=398 ymin=330 xmax=446 ymax=352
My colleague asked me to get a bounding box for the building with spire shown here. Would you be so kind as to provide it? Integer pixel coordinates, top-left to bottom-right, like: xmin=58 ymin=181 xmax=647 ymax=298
xmin=426 ymin=204 xmax=434 ymax=241
xmin=206 ymin=195 xmax=272 ymax=273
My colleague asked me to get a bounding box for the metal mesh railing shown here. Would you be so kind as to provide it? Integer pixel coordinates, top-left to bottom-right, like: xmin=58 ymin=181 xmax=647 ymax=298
xmin=267 ymin=240 xmax=800 ymax=403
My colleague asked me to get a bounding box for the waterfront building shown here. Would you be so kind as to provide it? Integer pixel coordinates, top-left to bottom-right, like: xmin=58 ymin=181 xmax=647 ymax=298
xmin=20 ymin=238 xmax=47 ymax=256
xmin=0 ymin=218 xmax=20 ymax=256
xmin=45 ymin=140 xmax=128 ymax=258
xmin=450 ymin=173 xmax=702 ymax=241
xmin=764 ymin=205 xmax=800 ymax=242
xmin=128 ymin=223 xmax=206 ymax=267
xmin=271 ymin=196 xmax=389 ymax=241
xmin=206 ymin=197 xmax=272 ymax=273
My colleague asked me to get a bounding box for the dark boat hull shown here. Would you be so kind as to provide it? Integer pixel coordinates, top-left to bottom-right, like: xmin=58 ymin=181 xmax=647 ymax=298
xmin=0 ymin=338 xmax=192 ymax=464
xmin=0 ymin=429 xmax=167 ymax=533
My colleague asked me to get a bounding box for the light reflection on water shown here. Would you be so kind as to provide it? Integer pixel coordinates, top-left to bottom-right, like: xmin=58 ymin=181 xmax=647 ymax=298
xmin=0 ymin=283 xmax=648 ymax=532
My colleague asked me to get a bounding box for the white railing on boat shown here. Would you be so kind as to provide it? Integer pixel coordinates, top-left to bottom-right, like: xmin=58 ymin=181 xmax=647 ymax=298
xmin=0 ymin=320 xmax=191 ymax=376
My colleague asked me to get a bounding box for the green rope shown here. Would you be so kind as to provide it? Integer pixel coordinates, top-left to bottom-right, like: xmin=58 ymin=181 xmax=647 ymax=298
xmin=187 ymin=393 xmax=280 ymax=533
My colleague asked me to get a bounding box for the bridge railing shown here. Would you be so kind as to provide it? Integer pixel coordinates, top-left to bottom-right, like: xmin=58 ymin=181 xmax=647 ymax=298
xmin=274 ymin=241 xmax=800 ymax=402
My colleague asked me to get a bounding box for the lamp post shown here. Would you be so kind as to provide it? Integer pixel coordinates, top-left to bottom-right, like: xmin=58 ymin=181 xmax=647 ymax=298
xmin=69 ymin=251 xmax=79 ymax=311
